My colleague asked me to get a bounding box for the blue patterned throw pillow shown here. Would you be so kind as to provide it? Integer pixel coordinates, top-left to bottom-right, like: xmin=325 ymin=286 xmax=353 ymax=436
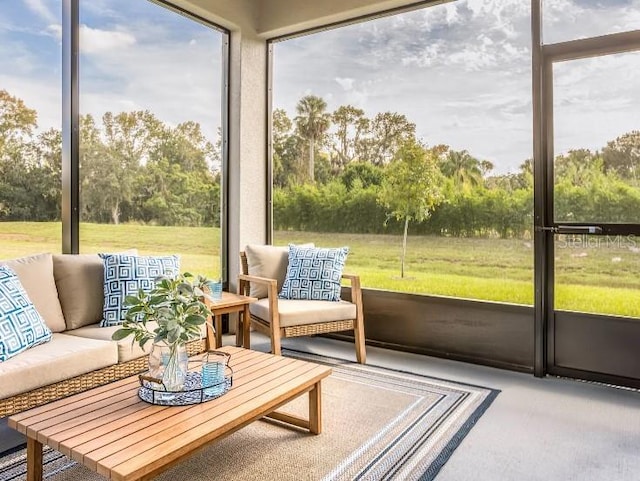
xmin=279 ymin=245 xmax=349 ymax=302
xmin=100 ymin=254 xmax=180 ymax=327
xmin=0 ymin=265 xmax=52 ymax=362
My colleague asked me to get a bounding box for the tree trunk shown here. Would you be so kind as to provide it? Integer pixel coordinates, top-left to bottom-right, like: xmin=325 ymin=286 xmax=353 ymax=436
xmin=401 ymin=216 xmax=409 ymax=278
xmin=308 ymin=134 xmax=315 ymax=182
xmin=111 ymin=201 xmax=120 ymax=225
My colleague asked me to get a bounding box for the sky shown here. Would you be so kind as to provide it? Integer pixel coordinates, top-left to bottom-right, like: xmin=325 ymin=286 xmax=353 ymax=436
xmin=273 ymin=0 xmax=640 ymax=174
xmin=0 ymin=0 xmax=223 ymax=141
xmin=0 ymin=1 xmax=638 ymax=176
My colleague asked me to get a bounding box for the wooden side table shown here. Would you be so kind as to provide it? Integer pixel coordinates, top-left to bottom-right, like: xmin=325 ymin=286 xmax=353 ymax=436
xmin=203 ymin=291 xmax=257 ymax=349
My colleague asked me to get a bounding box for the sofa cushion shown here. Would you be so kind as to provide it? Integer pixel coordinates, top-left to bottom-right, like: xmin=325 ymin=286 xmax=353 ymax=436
xmin=53 ymin=251 xmax=137 ymax=330
xmin=68 ymin=322 xmax=158 ymax=363
xmin=279 ymin=245 xmax=349 ymax=302
xmin=0 ymin=333 xmax=117 ymax=400
xmin=244 ymin=244 xmax=313 ymax=299
xmin=67 ymin=321 xmax=207 ymax=363
xmin=250 ymin=298 xmax=356 ymax=328
xmin=100 ymin=254 xmax=180 ymax=327
xmin=1 ymin=253 xmax=66 ymax=332
xmin=0 ymin=266 xmax=53 ymax=361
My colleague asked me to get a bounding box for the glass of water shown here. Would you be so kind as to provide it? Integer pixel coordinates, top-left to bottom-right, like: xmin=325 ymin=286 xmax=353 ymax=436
xmin=207 ymin=279 xmax=223 ymax=300
xmin=201 ymin=350 xmax=229 ymax=397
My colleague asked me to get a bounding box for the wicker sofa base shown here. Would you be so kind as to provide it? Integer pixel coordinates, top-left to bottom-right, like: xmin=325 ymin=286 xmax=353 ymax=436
xmin=0 ymin=339 xmax=206 ymax=418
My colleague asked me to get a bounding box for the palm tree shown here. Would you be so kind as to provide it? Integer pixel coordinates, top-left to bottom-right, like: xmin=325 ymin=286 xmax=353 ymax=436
xmin=440 ymin=149 xmax=483 ymax=188
xmin=294 ymin=95 xmax=330 ymax=182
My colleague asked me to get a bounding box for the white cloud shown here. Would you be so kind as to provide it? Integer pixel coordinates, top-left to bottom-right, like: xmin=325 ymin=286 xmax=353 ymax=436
xmin=79 ymin=25 xmax=136 ymax=54
xmin=46 ymin=24 xmax=61 ymax=41
xmin=273 ymin=0 xmax=537 ymax=173
xmin=22 ymin=0 xmax=56 ymax=24
xmin=334 ymin=77 xmax=354 ymax=91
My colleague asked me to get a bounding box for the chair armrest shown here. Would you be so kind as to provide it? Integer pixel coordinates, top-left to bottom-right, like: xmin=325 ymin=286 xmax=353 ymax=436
xmin=341 ymin=273 xmax=360 ymax=285
xmin=341 ymin=274 xmax=363 ymax=308
xmin=238 ymin=274 xmax=279 ymax=301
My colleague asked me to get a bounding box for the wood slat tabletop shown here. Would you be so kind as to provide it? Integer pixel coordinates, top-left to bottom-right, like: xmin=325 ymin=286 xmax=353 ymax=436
xmin=9 ymin=346 xmax=331 ymax=481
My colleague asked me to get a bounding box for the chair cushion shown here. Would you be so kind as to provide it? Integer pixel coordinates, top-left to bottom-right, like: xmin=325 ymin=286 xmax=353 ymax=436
xmin=244 ymin=243 xmax=313 ymax=299
xmin=1 ymin=253 xmax=67 ymax=333
xmin=0 ymin=333 xmax=117 ymax=399
xmin=279 ymin=245 xmax=349 ymax=302
xmin=250 ymin=298 xmax=356 ymax=328
xmin=0 ymin=266 xmax=53 ymax=361
xmin=100 ymin=254 xmax=180 ymax=327
xmin=53 ymin=250 xmax=138 ymax=330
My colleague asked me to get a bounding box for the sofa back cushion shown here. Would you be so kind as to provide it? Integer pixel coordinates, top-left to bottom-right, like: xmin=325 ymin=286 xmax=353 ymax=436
xmin=279 ymin=245 xmax=349 ymax=302
xmin=244 ymin=244 xmax=314 ymax=299
xmin=53 ymin=250 xmax=138 ymax=330
xmin=0 ymin=253 xmax=66 ymax=333
xmin=0 ymin=265 xmax=53 ymax=361
xmin=100 ymin=253 xmax=180 ymax=327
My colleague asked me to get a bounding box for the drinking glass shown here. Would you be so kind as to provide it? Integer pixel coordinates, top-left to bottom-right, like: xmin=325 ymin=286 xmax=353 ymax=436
xmin=201 ymin=350 xmax=229 ymax=396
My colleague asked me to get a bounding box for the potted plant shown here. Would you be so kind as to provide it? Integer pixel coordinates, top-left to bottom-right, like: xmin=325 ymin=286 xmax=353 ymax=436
xmin=112 ymin=272 xmax=211 ymax=392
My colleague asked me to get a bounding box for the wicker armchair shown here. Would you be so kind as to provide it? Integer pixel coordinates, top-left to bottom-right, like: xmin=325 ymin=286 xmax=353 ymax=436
xmin=239 ymin=250 xmax=366 ymax=364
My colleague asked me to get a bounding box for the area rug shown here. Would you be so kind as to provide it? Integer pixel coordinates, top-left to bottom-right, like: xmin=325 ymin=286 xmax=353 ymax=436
xmin=0 ymin=351 xmax=498 ymax=481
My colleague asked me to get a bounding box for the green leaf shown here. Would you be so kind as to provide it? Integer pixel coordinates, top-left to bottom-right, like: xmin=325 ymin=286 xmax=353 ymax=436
xmin=126 ymin=305 xmax=144 ymax=315
xmin=111 ymin=328 xmax=132 ymax=341
xmin=185 ymin=314 xmax=206 ymax=325
xmin=124 ymin=295 xmax=140 ymax=305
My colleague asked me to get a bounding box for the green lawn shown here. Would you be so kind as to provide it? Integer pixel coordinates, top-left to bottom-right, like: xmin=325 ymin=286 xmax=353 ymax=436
xmin=0 ymin=222 xmax=221 ymax=280
xmin=1 ymin=222 xmax=639 ymax=317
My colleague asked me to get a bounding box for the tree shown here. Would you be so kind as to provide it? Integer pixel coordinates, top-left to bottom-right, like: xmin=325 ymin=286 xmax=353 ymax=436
xmin=272 ymin=108 xmax=304 ymax=187
xmin=294 ymin=95 xmax=331 ymax=182
xmin=359 ymin=112 xmax=416 ymax=166
xmin=554 ymin=149 xmax=603 ymax=187
xmin=378 ymin=139 xmax=443 ymax=278
xmin=84 ymin=110 xmax=161 ymax=224
xmin=0 ymin=90 xmax=41 ymax=220
xmin=339 ymin=161 xmax=383 ymax=190
xmin=330 ymin=105 xmax=368 ymax=171
xmin=602 ymin=130 xmax=640 ymax=184
xmin=440 ymin=149 xmax=483 ymax=188
xmin=0 ymin=89 xmax=37 ymax=155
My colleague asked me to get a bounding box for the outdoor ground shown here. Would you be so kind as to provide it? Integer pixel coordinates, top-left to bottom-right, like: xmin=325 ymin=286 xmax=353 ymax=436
xmin=1 ymin=222 xmax=638 ymax=317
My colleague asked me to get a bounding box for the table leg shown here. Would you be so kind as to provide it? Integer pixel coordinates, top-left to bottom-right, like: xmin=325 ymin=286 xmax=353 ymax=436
xmin=215 ymin=314 xmax=222 ymax=348
xmin=27 ymin=437 xmax=43 ymax=481
xmin=205 ymin=317 xmax=216 ymax=350
xmin=309 ymin=381 xmax=322 ymax=434
xmin=235 ymin=311 xmax=243 ymax=347
xmin=243 ymin=304 xmax=251 ymax=349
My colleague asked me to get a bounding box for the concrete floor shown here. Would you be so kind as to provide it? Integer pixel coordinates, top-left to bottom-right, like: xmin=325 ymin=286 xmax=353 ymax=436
xmin=263 ymin=334 xmax=640 ymax=481
xmin=3 ymin=333 xmax=640 ymax=480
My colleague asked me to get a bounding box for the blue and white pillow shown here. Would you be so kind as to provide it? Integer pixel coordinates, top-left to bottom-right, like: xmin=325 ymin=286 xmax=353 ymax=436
xmin=100 ymin=254 xmax=180 ymax=327
xmin=0 ymin=266 xmax=52 ymax=362
xmin=279 ymin=245 xmax=349 ymax=302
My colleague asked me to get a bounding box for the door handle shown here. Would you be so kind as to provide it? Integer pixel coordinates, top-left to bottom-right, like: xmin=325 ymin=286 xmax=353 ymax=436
xmin=556 ymin=225 xmax=603 ymax=234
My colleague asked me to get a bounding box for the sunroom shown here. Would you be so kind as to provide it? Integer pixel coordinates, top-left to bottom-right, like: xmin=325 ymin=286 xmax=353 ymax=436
xmin=1 ymin=0 xmax=640 ymax=479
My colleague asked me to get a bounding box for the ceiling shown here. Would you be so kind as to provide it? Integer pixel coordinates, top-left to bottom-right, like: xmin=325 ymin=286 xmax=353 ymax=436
xmin=168 ymin=0 xmax=445 ymax=38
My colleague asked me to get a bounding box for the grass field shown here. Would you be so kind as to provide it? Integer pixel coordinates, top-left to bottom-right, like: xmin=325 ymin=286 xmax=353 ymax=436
xmin=1 ymin=222 xmax=639 ymax=317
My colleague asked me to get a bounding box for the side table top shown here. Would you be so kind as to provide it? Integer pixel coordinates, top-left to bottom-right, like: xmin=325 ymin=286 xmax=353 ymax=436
xmin=204 ymin=291 xmax=257 ymax=309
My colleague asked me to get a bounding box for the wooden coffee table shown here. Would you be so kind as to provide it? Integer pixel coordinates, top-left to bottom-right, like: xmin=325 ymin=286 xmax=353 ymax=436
xmin=8 ymin=346 xmax=331 ymax=481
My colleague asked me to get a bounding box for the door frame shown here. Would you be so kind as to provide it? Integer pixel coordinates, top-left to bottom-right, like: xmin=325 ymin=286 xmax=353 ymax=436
xmin=535 ymin=25 xmax=640 ymax=385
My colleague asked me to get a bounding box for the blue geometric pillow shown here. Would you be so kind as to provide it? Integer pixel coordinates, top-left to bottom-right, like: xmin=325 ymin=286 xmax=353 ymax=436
xmin=279 ymin=245 xmax=349 ymax=302
xmin=100 ymin=254 xmax=180 ymax=327
xmin=0 ymin=266 xmax=52 ymax=362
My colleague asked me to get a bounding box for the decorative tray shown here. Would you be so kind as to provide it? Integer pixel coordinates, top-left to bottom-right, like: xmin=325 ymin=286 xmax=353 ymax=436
xmin=138 ymin=366 xmax=233 ymax=406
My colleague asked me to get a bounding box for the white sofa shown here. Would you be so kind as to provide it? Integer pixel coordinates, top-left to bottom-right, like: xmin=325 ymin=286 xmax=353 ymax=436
xmin=0 ymin=253 xmax=205 ymax=417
